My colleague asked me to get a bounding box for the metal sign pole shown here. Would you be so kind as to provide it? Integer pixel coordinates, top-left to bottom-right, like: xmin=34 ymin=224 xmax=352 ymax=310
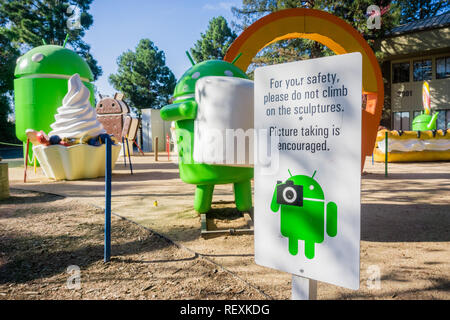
xmin=292 ymin=275 xmax=317 ymax=300
xmin=104 ymin=137 xmax=112 ymax=263
xmin=385 ymin=131 xmax=388 ymax=177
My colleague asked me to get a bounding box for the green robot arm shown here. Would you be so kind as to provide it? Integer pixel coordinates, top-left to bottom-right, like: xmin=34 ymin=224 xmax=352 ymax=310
xmin=160 ymin=100 xmax=197 ymax=121
xmin=270 ymin=184 xmax=280 ymax=212
xmin=326 ymin=201 xmax=337 ymax=237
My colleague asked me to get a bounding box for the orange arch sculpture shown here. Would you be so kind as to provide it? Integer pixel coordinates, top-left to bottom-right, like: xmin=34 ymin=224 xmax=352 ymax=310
xmin=224 ymin=8 xmax=384 ymax=170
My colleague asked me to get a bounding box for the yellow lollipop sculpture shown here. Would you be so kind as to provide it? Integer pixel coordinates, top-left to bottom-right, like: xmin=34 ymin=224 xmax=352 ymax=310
xmin=412 ymin=81 xmax=438 ymax=131
xmin=374 ymin=80 xmax=450 ymax=162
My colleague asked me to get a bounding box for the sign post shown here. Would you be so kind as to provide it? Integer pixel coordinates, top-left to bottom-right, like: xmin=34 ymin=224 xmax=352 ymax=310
xmin=104 ymin=136 xmax=112 ymax=263
xmin=254 ymin=53 xmax=362 ymax=297
xmin=292 ymin=276 xmax=317 ymax=300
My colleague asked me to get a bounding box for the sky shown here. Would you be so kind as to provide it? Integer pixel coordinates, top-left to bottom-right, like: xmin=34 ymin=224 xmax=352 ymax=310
xmin=83 ymin=0 xmax=242 ymax=98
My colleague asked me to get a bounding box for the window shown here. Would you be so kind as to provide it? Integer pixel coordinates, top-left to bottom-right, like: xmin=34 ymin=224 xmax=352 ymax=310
xmin=436 ymin=56 xmax=450 ymax=79
xmin=436 ymin=110 xmax=450 ymax=130
xmin=392 ymin=62 xmax=410 ymax=83
xmin=413 ymin=59 xmax=432 ymax=81
xmin=393 ymin=112 xmax=410 ymax=130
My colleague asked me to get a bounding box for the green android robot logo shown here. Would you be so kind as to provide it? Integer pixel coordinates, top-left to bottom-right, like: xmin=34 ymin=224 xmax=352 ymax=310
xmin=14 ymin=44 xmax=95 ymax=161
xmin=160 ymin=58 xmax=253 ymax=213
xmin=270 ymin=170 xmax=338 ymax=259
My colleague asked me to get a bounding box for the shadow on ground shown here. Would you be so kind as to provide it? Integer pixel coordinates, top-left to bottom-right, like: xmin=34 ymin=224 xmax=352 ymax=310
xmin=363 ymin=172 xmax=450 ymax=180
xmin=0 ymin=226 xmax=173 ymax=284
xmin=361 ymin=203 xmax=450 ymax=242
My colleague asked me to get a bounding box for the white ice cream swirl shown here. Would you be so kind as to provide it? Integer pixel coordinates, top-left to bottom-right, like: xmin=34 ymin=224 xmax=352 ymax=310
xmin=49 ymin=74 xmax=106 ymax=139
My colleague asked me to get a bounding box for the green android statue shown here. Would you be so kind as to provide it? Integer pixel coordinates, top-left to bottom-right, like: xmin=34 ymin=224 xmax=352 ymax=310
xmin=160 ymin=59 xmax=253 ymax=213
xmin=14 ymin=44 xmax=95 ymax=161
xmin=270 ymin=170 xmax=337 ymax=259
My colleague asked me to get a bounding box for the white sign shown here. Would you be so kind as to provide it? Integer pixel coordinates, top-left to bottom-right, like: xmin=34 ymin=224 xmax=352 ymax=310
xmin=254 ymin=53 xmax=362 ymax=290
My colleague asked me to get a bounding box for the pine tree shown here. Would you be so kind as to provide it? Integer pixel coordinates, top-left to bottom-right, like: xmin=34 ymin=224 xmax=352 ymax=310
xmin=0 ymin=28 xmax=20 ymax=143
xmin=109 ymin=39 xmax=176 ymax=112
xmin=190 ymin=16 xmax=237 ymax=62
xmin=397 ymin=0 xmax=449 ymax=23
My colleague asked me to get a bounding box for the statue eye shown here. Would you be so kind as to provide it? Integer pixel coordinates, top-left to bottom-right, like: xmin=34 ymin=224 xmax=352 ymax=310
xmin=19 ymin=59 xmax=28 ymax=68
xmin=32 ymin=53 xmax=44 ymax=62
xmin=191 ymin=72 xmax=200 ymax=79
xmin=309 ymin=185 xmax=314 ymax=190
xmin=224 ymin=70 xmax=233 ymax=77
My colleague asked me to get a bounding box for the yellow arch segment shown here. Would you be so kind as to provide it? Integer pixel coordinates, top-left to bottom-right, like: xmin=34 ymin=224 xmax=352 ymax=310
xmin=227 ymin=14 xmax=378 ymax=93
xmin=265 ymin=32 xmax=347 ymax=55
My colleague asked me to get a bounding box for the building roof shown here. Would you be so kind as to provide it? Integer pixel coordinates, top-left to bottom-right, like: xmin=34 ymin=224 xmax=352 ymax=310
xmin=388 ymin=11 xmax=450 ymax=36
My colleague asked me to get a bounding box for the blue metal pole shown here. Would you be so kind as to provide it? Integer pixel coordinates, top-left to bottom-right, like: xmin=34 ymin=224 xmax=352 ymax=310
xmin=104 ymin=137 xmax=112 ymax=263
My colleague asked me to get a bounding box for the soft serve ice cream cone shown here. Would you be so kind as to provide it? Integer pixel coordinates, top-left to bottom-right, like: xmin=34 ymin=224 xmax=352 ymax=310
xmin=33 ymin=74 xmax=121 ymax=180
xmin=49 ymin=74 xmax=106 ymax=140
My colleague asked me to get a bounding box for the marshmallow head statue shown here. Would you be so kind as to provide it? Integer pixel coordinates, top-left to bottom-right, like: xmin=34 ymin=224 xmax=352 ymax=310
xmin=160 ymin=59 xmax=254 ymax=213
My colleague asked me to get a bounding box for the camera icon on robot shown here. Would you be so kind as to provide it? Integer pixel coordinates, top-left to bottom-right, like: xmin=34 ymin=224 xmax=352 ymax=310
xmin=276 ymin=180 xmax=303 ymax=207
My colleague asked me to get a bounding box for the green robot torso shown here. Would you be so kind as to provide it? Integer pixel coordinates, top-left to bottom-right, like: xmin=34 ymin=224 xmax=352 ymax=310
xmin=14 ymin=45 xmax=94 ymax=145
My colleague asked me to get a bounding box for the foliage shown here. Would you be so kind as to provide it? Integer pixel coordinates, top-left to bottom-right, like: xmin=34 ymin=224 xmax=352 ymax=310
xmin=0 ymin=28 xmax=19 ymax=143
xmin=190 ymin=16 xmax=237 ymax=62
xmin=109 ymin=39 xmax=176 ymax=112
xmin=231 ymin=0 xmax=402 ymax=71
xmin=397 ymin=0 xmax=449 ymax=23
xmin=0 ymin=0 xmax=102 ymax=80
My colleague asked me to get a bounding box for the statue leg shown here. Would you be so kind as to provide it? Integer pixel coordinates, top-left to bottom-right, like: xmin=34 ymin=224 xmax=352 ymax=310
xmin=305 ymin=241 xmax=315 ymax=259
xmin=194 ymin=184 xmax=214 ymax=213
xmin=288 ymin=237 xmax=299 ymax=255
xmin=234 ymin=180 xmax=252 ymax=212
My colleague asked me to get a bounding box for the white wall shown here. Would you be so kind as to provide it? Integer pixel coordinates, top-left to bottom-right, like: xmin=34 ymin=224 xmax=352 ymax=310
xmin=141 ymin=108 xmax=172 ymax=152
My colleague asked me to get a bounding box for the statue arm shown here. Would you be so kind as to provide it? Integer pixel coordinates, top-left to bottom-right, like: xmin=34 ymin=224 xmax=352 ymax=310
xmin=160 ymin=100 xmax=197 ymax=121
xmin=326 ymin=201 xmax=337 ymax=237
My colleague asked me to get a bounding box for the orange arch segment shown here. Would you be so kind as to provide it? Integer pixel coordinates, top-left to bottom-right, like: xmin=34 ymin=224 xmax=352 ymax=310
xmin=224 ymin=9 xmax=384 ymax=170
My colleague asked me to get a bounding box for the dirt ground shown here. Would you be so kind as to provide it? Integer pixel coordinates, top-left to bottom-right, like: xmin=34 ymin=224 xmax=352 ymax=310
xmin=2 ymin=155 xmax=450 ymax=300
xmin=0 ymin=189 xmax=267 ymax=300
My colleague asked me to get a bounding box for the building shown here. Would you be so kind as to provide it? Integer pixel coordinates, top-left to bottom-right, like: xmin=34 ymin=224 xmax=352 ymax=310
xmin=141 ymin=108 xmax=172 ymax=153
xmin=378 ymin=12 xmax=450 ymax=130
